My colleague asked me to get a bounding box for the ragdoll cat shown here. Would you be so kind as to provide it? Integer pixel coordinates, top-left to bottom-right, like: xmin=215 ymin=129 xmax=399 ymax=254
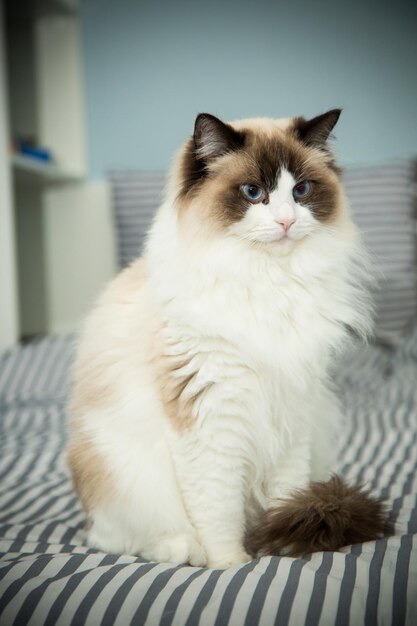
xmin=68 ymin=110 xmax=387 ymax=568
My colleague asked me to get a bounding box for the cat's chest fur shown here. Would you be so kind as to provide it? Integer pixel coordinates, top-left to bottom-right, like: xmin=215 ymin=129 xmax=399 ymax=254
xmin=157 ymin=257 xmax=344 ymax=493
xmin=152 ymin=237 xmax=344 ymax=380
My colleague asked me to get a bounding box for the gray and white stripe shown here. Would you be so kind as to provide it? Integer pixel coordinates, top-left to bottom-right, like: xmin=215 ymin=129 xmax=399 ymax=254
xmin=108 ymin=170 xmax=166 ymax=269
xmin=343 ymin=161 xmax=417 ymax=343
xmin=1 ymin=332 xmax=416 ymax=624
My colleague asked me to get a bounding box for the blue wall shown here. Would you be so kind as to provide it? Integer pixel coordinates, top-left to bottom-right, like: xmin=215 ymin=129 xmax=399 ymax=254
xmin=80 ymin=0 xmax=417 ymax=179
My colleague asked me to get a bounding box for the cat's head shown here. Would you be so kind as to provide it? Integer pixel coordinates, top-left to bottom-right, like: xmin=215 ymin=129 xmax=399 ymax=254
xmin=174 ymin=110 xmax=345 ymax=252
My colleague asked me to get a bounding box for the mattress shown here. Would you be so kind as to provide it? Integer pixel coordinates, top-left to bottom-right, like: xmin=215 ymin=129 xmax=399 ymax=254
xmin=0 ymin=332 xmax=416 ymax=625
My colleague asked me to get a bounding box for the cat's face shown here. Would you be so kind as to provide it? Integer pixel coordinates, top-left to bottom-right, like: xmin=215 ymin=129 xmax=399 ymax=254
xmin=176 ymin=110 xmax=343 ymax=251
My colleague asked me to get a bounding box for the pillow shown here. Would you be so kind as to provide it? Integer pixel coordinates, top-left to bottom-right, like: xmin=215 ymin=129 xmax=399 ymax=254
xmin=109 ymin=170 xmax=166 ymax=268
xmin=109 ymin=163 xmax=417 ymax=344
xmin=343 ymin=161 xmax=417 ymax=344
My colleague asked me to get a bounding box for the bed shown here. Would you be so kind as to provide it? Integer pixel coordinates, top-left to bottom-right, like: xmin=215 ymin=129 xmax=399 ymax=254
xmin=1 ymin=162 xmax=416 ymax=625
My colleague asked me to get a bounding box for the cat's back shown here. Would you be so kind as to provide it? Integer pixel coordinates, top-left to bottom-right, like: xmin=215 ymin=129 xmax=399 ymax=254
xmin=78 ymin=256 xmax=150 ymax=347
xmin=98 ymin=256 xmax=149 ymax=310
xmin=70 ymin=257 xmax=158 ymax=420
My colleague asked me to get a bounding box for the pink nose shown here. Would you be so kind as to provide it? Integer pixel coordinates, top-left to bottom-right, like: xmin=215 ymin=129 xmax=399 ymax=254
xmin=276 ymin=218 xmax=296 ymax=232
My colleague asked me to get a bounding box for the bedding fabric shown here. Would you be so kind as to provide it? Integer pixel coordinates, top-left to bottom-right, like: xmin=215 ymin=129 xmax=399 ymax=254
xmin=0 ymin=333 xmax=417 ymax=625
xmin=109 ymin=170 xmax=166 ymax=269
xmin=343 ymin=161 xmax=417 ymax=343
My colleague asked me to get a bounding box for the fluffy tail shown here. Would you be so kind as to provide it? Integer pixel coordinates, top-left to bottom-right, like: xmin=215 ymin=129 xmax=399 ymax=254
xmin=245 ymin=475 xmax=392 ymax=558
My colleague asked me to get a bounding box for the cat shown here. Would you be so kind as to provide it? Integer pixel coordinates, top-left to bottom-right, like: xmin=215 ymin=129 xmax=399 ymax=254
xmin=68 ymin=110 xmax=386 ymax=569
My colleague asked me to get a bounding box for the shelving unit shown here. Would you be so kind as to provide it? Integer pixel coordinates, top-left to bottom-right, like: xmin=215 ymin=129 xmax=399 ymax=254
xmin=1 ymin=0 xmax=116 ymax=345
xmin=9 ymin=0 xmax=87 ymax=337
xmin=0 ymin=2 xmax=18 ymax=351
xmin=11 ymin=153 xmax=83 ymax=185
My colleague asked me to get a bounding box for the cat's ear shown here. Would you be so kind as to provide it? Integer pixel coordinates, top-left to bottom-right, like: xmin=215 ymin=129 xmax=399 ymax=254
xmin=295 ymin=109 xmax=341 ymax=147
xmin=193 ymin=113 xmax=244 ymax=161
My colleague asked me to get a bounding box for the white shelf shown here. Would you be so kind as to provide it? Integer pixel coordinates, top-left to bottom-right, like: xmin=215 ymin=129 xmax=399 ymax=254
xmin=4 ymin=3 xmax=90 ymax=338
xmin=11 ymin=153 xmax=83 ymax=184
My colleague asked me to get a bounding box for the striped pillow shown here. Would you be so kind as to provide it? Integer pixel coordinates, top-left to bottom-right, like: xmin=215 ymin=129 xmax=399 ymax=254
xmin=109 ymin=162 xmax=417 ymax=343
xmin=343 ymin=161 xmax=417 ymax=343
xmin=109 ymin=170 xmax=166 ymax=268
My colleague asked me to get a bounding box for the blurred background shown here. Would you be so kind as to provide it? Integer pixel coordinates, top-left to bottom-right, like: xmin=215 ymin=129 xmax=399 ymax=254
xmin=0 ymin=0 xmax=416 ymax=349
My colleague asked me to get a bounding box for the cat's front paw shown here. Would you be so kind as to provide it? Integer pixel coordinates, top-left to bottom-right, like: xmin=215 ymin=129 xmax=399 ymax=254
xmin=207 ymin=551 xmax=252 ymax=569
xmin=141 ymin=533 xmax=207 ymax=567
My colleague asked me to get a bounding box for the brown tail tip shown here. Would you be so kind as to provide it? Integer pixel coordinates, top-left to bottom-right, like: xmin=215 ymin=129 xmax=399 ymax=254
xmin=245 ymin=475 xmax=393 ymax=558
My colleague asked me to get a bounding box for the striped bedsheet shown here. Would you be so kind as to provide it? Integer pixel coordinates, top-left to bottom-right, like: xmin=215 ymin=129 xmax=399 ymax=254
xmin=0 ymin=332 xmax=416 ymax=625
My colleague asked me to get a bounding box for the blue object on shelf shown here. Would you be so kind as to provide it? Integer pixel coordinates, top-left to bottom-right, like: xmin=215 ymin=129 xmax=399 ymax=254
xmin=19 ymin=144 xmax=53 ymax=163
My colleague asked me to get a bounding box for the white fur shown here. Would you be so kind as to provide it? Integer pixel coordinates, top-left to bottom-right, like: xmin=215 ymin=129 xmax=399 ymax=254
xmin=70 ymin=155 xmax=372 ymax=569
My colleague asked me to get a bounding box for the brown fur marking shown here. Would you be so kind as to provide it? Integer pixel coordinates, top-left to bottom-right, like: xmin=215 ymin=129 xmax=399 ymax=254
xmin=70 ymin=259 xmax=150 ymax=420
xmin=178 ymin=114 xmax=246 ymax=204
xmin=177 ymin=114 xmax=342 ymax=227
xmin=245 ymin=475 xmax=392 ymax=557
xmin=157 ymin=352 xmax=209 ymax=432
xmin=292 ymin=109 xmax=341 ymax=151
xmin=68 ymin=258 xmax=150 ymax=508
xmin=68 ymin=438 xmax=114 ymax=511
xmin=70 ymin=375 xmax=114 ymax=421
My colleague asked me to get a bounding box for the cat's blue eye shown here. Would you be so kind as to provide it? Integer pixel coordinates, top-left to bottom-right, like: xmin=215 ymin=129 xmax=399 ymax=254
xmin=292 ymin=180 xmax=311 ymax=200
xmin=241 ymin=184 xmax=265 ymax=203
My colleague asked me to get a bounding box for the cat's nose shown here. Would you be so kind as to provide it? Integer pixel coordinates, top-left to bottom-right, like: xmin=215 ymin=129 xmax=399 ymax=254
xmin=276 ymin=218 xmax=296 ymax=232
